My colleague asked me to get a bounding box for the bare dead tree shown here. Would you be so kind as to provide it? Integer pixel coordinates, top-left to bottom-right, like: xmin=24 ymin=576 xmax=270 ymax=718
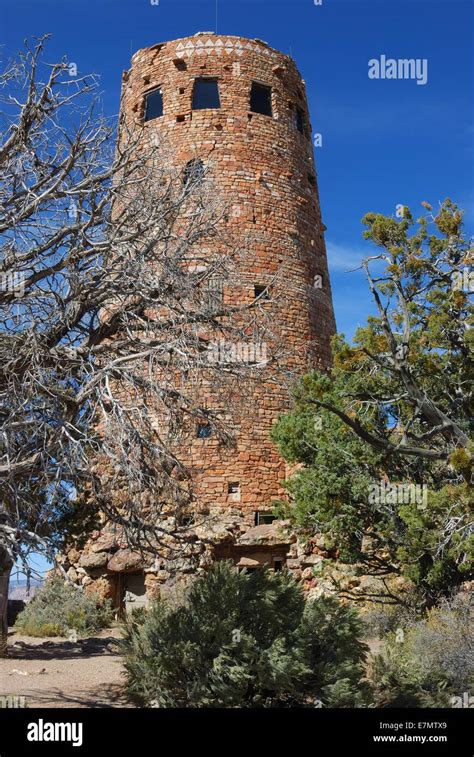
xmin=0 ymin=37 xmax=277 ymax=654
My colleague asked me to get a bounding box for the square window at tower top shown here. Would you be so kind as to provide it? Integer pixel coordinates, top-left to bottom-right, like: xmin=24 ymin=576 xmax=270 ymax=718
xmin=144 ymin=88 xmax=163 ymax=121
xmin=192 ymin=79 xmax=221 ymax=109
xmin=250 ymin=82 xmax=273 ymax=117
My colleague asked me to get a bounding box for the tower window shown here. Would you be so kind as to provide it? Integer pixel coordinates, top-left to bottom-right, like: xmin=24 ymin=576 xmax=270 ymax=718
xmin=228 ymin=482 xmax=241 ymax=500
xmin=254 ymin=284 xmax=270 ymax=300
xmin=206 ymin=276 xmax=224 ymax=312
xmin=197 ymin=423 xmax=212 ymax=439
xmin=192 ymin=78 xmax=221 ymax=109
xmin=183 ymin=158 xmax=205 ymax=187
xmin=254 ymin=512 xmax=276 ymax=526
xmin=144 ymin=88 xmax=163 ymax=121
xmin=178 ymin=513 xmax=195 ymax=527
xmin=296 ymin=106 xmax=305 ymax=135
xmin=250 ymin=82 xmax=273 ymax=117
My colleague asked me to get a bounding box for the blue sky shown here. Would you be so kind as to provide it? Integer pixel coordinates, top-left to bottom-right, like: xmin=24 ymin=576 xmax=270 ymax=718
xmin=1 ymin=0 xmax=473 ymax=336
xmin=2 ymin=0 xmax=473 ymax=576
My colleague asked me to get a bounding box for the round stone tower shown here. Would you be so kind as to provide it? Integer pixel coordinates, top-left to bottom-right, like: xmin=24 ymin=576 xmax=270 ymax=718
xmin=65 ymin=34 xmax=336 ymax=609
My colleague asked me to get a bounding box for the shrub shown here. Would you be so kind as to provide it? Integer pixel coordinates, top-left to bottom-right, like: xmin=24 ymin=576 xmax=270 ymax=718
xmin=363 ymin=602 xmax=418 ymax=638
xmin=370 ymin=594 xmax=473 ymax=707
xmin=121 ymin=561 xmax=370 ymax=707
xmin=14 ymin=576 xmax=113 ymax=637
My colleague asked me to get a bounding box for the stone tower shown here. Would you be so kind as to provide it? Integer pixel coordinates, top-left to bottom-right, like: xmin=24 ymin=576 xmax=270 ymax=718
xmin=65 ymin=34 xmax=336 ymax=611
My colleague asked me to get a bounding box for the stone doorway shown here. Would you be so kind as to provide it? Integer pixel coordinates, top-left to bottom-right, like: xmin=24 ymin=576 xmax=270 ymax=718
xmin=123 ymin=572 xmax=148 ymax=614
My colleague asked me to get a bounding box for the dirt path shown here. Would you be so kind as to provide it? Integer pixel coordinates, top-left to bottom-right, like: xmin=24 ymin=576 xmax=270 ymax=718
xmin=0 ymin=627 xmax=131 ymax=708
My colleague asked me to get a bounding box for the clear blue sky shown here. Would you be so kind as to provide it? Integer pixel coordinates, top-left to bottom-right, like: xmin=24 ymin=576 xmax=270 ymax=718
xmin=2 ymin=0 xmax=473 ymax=576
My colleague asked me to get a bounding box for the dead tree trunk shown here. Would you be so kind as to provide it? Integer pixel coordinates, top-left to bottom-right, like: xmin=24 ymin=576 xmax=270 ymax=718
xmin=0 ymin=549 xmax=12 ymax=657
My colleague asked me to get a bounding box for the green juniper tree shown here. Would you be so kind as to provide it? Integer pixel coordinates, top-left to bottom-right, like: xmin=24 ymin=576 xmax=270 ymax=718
xmin=272 ymin=201 xmax=473 ymax=607
xmin=121 ymin=561 xmax=370 ymax=707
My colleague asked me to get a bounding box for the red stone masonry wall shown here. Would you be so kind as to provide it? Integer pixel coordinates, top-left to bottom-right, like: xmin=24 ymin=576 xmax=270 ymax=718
xmin=118 ymin=33 xmax=336 ymax=523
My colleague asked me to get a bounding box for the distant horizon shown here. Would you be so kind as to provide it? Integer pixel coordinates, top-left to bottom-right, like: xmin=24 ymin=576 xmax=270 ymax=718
xmin=9 ymin=577 xmax=44 ymax=586
xmin=8 ymin=577 xmax=43 ymax=600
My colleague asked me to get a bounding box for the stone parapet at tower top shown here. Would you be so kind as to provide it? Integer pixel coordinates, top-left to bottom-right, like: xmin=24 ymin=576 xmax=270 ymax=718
xmin=64 ymin=34 xmax=337 ymax=611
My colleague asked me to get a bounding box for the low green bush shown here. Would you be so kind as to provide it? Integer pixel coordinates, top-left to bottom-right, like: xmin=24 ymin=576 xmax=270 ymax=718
xmin=14 ymin=576 xmax=113 ymax=637
xmin=121 ymin=561 xmax=371 ymax=707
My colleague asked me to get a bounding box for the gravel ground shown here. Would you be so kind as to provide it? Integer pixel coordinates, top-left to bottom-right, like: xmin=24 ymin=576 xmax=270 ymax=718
xmin=1 ymin=628 xmax=382 ymax=709
xmin=0 ymin=627 xmax=131 ymax=708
